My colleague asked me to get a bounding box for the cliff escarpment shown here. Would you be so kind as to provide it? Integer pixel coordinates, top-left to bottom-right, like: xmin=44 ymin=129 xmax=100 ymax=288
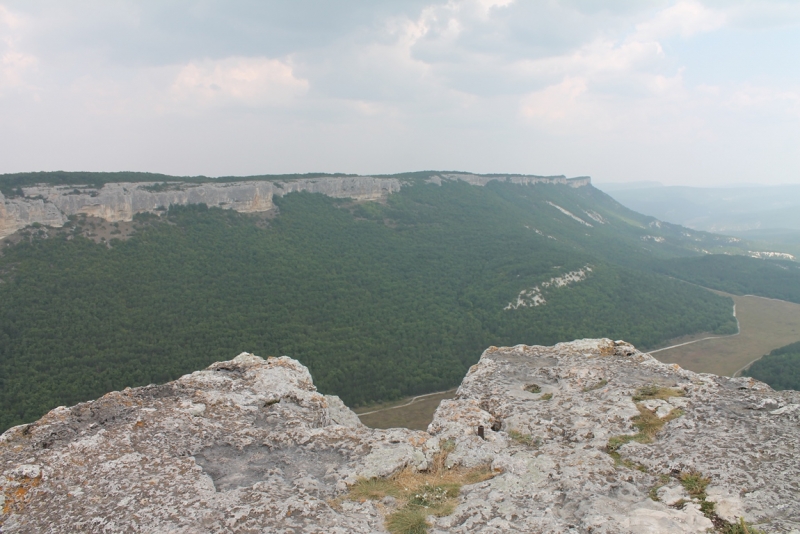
xmin=1 ymin=340 xmax=797 ymax=533
xmin=0 ymin=173 xmax=590 ymax=238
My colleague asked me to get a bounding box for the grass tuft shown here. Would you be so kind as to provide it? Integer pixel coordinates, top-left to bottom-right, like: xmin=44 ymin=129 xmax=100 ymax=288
xmin=679 ymin=471 xmax=710 ymax=500
xmin=632 ymin=385 xmax=685 ymax=402
xmin=524 ymin=384 xmax=541 ymax=393
xmin=386 ymin=506 xmax=429 ymax=534
xmin=722 ymin=517 xmax=767 ymax=534
xmin=348 ymin=477 xmax=401 ymax=501
xmin=539 ymin=393 xmax=553 ymax=401
xmin=346 ymin=440 xmax=498 ymax=534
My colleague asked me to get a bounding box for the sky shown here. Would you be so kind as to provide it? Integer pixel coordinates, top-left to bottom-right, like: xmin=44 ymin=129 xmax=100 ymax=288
xmin=0 ymin=1 xmax=798 ymax=186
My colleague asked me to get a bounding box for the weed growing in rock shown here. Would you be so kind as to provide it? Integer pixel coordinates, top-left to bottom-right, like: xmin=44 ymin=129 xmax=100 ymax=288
xmin=386 ymin=507 xmax=428 ymax=534
xmin=679 ymin=471 xmax=710 ymax=500
xmin=346 ymin=441 xmax=498 ymax=534
xmin=722 ymin=517 xmax=767 ymax=534
xmin=648 ymin=474 xmax=671 ymax=501
xmin=606 ymin=386 xmax=685 ymax=470
xmin=607 ymin=405 xmax=683 ymax=454
xmin=524 ymin=384 xmax=541 ymax=393
xmin=674 ymin=470 xmax=765 ymax=533
xmin=539 ymin=393 xmax=553 ymax=401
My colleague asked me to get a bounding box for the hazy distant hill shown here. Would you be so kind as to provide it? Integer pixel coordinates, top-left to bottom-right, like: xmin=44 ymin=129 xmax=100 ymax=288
xmin=598 ymin=183 xmax=800 ymax=233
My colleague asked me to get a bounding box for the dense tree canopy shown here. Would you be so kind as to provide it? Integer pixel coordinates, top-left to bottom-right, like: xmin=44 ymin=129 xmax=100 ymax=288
xmin=0 ymin=181 xmax=745 ymax=431
xmin=743 ymin=342 xmax=800 ymax=391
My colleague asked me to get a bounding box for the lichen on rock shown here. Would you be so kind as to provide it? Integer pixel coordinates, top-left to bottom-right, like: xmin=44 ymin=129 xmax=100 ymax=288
xmin=1 ymin=340 xmax=798 ymax=533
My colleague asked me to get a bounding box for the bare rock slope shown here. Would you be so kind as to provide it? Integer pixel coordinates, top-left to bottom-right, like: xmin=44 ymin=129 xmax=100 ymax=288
xmin=1 ymin=340 xmax=798 ymax=533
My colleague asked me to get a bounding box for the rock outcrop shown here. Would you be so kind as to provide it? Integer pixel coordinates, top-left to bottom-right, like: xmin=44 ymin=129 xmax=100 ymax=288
xmin=0 ymin=174 xmax=590 ymax=239
xmin=3 ymin=339 xmax=796 ymax=533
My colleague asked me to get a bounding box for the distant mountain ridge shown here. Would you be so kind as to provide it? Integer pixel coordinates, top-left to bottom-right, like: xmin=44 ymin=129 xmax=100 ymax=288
xmin=599 ymin=183 xmax=800 ymax=233
xmin=0 ymin=172 xmax=589 ymax=239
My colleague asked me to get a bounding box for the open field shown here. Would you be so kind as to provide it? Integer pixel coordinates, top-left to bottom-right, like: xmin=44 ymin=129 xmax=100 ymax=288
xmin=356 ymin=390 xmax=456 ymax=430
xmin=652 ymin=291 xmax=800 ymax=377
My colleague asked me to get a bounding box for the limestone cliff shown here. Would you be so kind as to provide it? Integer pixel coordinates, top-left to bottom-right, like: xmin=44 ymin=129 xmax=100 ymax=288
xmin=0 ymin=174 xmax=590 ymax=238
xmin=1 ymin=340 xmax=797 ymax=533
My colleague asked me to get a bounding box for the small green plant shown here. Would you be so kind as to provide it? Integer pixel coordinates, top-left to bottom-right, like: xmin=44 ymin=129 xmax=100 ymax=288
xmin=524 ymin=384 xmax=541 ymax=393
xmin=582 ymin=378 xmax=608 ymax=392
xmin=679 ymin=471 xmax=710 ymax=500
xmin=539 ymin=393 xmax=553 ymax=401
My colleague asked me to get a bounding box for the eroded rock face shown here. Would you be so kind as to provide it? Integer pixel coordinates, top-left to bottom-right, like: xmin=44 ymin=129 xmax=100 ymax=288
xmin=0 ymin=174 xmax=591 ymax=239
xmin=2 ymin=340 xmax=797 ymax=533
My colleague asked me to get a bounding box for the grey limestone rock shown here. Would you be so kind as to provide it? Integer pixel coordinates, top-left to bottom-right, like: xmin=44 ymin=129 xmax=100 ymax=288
xmin=2 ymin=340 xmax=797 ymax=533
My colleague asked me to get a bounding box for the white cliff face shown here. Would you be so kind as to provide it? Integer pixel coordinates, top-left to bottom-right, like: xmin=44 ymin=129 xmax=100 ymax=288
xmin=0 ymin=174 xmax=591 ymax=239
xmin=1 ymin=340 xmax=797 ymax=533
xmin=0 ymin=177 xmax=403 ymax=239
xmin=0 ymin=189 xmax=68 ymax=239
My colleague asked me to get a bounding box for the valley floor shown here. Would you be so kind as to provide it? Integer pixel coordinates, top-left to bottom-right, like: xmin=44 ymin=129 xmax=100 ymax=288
xmin=356 ymin=390 xmax=456 ymax=430
xmin=640 ymin=290 xmax=800 ymax=377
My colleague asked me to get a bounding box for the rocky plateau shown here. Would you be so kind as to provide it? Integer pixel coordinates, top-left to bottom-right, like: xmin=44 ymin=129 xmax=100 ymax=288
xmin=1 ymin=339 xmax=798 ymax=533
xmin=0 ymin=174 xmax=590 ymax=239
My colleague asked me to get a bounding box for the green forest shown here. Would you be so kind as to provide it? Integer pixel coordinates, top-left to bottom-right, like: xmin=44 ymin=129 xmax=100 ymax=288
xmin=743 ymin=341 xmax=800 ymax=391
xmin=0 ymin=180 xmax=742 ymax=431
xmin=656 ymin=255 xmax=800 ymax=304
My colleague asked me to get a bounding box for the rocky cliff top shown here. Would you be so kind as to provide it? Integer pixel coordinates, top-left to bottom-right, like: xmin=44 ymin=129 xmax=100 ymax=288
xmin=2 ymin=340 xmax=798 ymax=533
xmin=0 ymin=173 xmax=591 ymax=239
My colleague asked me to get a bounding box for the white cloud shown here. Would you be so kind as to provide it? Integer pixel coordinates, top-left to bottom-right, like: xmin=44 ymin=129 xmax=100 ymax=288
xmin=520 ymin=76 xmax=588 ymax=123
xmin=0 ymin=4 xmax=37 ymax=92
xmin=727 ymin=84 xmax=800 ymax=117
xmin=0 ymin=1 xmax=798 ymax=185
xmin=170 ymin=56 xmax=308 ymax=108
xmin=632 ymin=1 xmax=726 ymax=42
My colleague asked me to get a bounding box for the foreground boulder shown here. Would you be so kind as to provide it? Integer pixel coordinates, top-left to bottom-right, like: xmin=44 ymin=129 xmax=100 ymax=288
xmin=1 ymin=340 xmax=798 ymax=533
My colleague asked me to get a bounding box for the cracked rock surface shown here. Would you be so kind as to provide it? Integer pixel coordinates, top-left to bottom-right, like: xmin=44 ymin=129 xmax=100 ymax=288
xmin=1 ymin=340 xmax=798 ymax=533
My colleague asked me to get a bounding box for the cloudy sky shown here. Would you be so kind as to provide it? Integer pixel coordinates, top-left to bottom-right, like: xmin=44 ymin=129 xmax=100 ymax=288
xmin=1 ymin=1 xmax=798 ymax=185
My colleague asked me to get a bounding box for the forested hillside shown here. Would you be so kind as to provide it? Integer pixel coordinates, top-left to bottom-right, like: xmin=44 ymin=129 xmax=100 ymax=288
xmin=656 ymin=255 xmax=800 ymax=304
xmin=743 ymin=341 xmax=800 ymax=391
xmin=0 ymin=179 xmax=743 ymax=431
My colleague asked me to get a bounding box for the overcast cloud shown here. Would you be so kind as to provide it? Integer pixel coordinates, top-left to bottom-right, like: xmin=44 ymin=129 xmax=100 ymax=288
xmin=0 ymin=1 xmax=798 ymax=185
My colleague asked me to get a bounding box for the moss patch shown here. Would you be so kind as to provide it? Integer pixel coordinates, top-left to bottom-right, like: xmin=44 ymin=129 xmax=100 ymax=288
xmin=508 ymin=429 xmax=540 ymax=447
